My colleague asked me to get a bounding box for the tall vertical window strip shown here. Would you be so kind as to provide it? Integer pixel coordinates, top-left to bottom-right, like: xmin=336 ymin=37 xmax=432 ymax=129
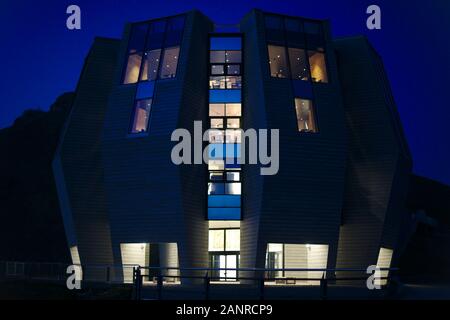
xmin=308 ymin=50 xmax=328 ymax=83
xmin=140 ymin=49 xmax=161 ymax=81
xmin=123 ymin=53 xmax=143 ymax=84
xmin=130 ymin=99 xmax=152 ymax=133
xmin=160 ymin=47 xmax=180 ymax=79
xmin=288 ymin=48 xmax=309 ymax=81
xmin=122 ymin=16 xmax=184 ymax=84
xmin=208 ymin=36 xmax=243 ymax=221
xmin=294 ymin=98 xmax=317 ymax=133
xmin=268 ymin=45 xmax=289 ymax=78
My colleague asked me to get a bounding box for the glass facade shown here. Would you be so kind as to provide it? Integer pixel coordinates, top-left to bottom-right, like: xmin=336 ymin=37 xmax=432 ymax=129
xmin=208 ymin=36 xmax=243 ymax=221
xmin=122 ymin=15 xmax=185 ymax=84
xmin=294 ymin=98 xmax=318 ymax=132
xmin=124 ymin=15 xmax=184 ymax=134
xmin=264 ymin=14 xmax=329 ymax=83
xmin=207 ymin=35 xmax=243 ymax=280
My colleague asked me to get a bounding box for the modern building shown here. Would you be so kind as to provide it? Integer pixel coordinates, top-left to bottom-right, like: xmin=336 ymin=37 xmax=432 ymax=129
xmin=53 ymin=9 xmax=412 ymax=284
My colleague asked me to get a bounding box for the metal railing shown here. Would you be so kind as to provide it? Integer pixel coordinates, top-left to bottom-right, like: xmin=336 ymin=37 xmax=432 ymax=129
xmin=0 ymin=261 xmax=398 ymax=300
xmin=132 ymin=266 xmax=399 ymax=300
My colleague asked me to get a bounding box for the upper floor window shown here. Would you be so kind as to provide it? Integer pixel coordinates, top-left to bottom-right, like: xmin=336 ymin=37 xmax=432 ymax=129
xmin=140 ymin=49 xmax=161 ymax=81
xmin=268 ymin=45 xmax=289 ymax=78
xmin=122 ymin=16 xmax=185 ymax=84
xmin=210 ymin=50 xmax=242 ymax=64
xmin=294 ymin=98 xmax=317 ymax=133
xmin=123 ymin=53 xmax=143 ymax=84
xmin=265 ymin=14 xmax=325 ymax=48
xmin=160 ymin=47 xmax=180 ymax=79
xmin=130 ymin=99 xmax=153 ymax=134
xmin=268 ymin=45 xmax=329 ymax=83
xmin=288 ymin=47 xmax=309 ymax=81
xmin=308 ymin=49 xmax=328 ymax=83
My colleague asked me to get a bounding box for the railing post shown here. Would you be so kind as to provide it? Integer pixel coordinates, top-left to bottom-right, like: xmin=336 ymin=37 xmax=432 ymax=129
xmin=106 ymin=266 xmax=110 ymax=283
xmin=320 ymin=273 xmax=328 ymax=300
xmin=259 ymin=275 xmax=265 ymax=300
xmin=134 ymin=267 xmax=142 ymax=300
xmin=204 ymin=272 xmax=210 ymax=300
xmin=157 ymin=273 xmax=163 ymax=300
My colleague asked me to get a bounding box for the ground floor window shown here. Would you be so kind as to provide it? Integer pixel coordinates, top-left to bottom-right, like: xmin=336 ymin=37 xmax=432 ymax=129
xmin=375 ymin=247 xmax=393 ymax=286
xmin=265 ymin=243 xmax=329 ymax=285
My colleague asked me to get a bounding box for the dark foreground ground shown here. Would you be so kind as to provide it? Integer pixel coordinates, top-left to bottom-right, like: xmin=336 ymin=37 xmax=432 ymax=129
xmin=1 ymin=280 xmax=450 ymax=300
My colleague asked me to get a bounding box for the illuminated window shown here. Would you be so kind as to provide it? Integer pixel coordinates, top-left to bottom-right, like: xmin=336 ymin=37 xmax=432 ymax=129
xmin=288 ymin=48 xmax=309 ymax=81
xmin=140 ymin=49 xmax=161 ymax=81
xmin=225 ymin=51 xmax=241 ymax=63
xmin=211 ymin=118 xmax=224 ymax=129
xmin=226 ymin=118 xmax=240 ymax=128
xmin=225 ymin=104 xmax=241 ymax=117
xmin=375 ymin=248 xmax=393 ymax=286
xmin=123 ymin=53 xmax=142 ymax=84
xmin=308 ymin=50 xmax=328 ymax=83
xmin=160 ymin=47 xmax=180 ymax=79
xmin=209 ymin=104 xmax=225 ymax=116
xmin=211 ymin=65 xmax=225 ymax=75
xmin=210 ymin=76 xmax=226 ymax=89
xmin=294 ymin=98 xmax=317 ymax=133
xmin=208 ymin=182 xmax=241 ymax=195
xmin=209 ymin=229 xmax=240 ymax=252
xmin=265 ymin=243 xmax=329 ymax=285
xmin=225 ymin=229 xmax=240 ymax=251
xmin=210 ymin=50 xmax=241 ymax=63
xmin=268 ymin=45 xmax=289 ymax=78
xmin=122 ymin=16 xmax=184 ymax=84
xmin=227 ymin=65 xmax=240 ymax=75
xmin=130 ymin=99 xmax=152 ymax=134
xmin=209 ymin=230 xmax=225 ymax=251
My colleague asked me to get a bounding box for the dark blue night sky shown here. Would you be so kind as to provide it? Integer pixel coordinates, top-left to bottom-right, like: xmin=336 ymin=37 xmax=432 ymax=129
xmin=1 ymin=0 xmax=449 ymax=185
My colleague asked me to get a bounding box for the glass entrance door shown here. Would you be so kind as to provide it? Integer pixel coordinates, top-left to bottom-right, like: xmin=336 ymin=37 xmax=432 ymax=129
xmin=210 ymin=253 xmax=239 ymax=281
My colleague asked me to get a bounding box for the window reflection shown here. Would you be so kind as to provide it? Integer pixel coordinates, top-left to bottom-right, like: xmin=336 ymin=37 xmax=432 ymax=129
xmin=268 ymin=45 xmax=289 ymax=78
xmin=130 ymin=99 xmax=152 ymax=133
xmin=160 ymin=47 xmax=180 ymax=79
xmin=294 ymin=98 xmax=317 ymax=132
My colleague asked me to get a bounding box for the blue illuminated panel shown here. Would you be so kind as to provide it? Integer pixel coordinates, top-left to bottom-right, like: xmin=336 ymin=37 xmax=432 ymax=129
xmin=208 ymin=208 xmax=241 ymax=220
xmin=209 ymin=90 xmax=241 ymax=103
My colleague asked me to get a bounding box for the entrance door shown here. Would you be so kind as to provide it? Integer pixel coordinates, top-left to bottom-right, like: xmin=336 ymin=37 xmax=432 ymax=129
xmin=210 ymin=253 xmax=239 ymax=281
